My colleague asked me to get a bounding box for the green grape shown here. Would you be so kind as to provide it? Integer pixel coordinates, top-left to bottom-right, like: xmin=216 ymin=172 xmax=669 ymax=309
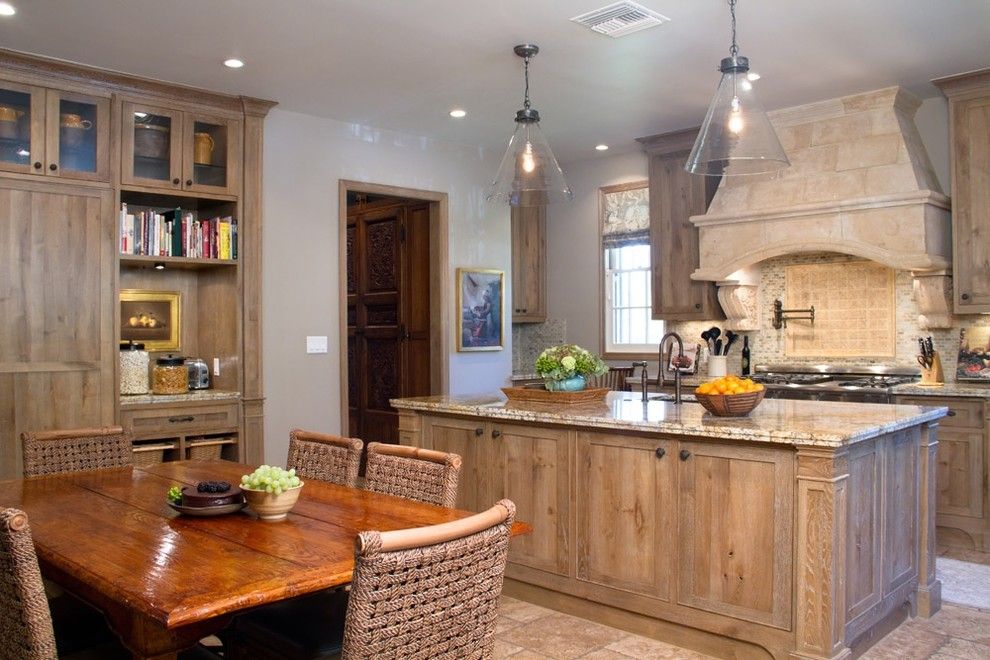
xmin=240 ymin=465 xmax=303 ymax=494
xmin=166 ymin=485 xmax=182 ymax=504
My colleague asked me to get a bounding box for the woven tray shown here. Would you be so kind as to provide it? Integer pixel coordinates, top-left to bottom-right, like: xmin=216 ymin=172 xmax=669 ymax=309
xmin=501 ymin=386 xmax=610 ymax=404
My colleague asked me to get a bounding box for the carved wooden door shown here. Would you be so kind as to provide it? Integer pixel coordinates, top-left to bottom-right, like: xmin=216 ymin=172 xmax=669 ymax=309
xmin=347 ymin=199 xmax=430 ymax=444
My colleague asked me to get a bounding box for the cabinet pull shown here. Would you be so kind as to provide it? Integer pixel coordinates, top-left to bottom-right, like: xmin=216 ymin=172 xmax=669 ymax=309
xmin=491 ymin=429 xmax=502 ymax=439
xmin=185 ymin=179 xmax=193 ymax=186
xmin=172 ymin=177 xmax=181 ymax=185
xmin=695 ymin=303 xmax=701 ymax=310
xmin=474 ymin=427 xmax=484 ymax=436
xmin=655 ymin=447 xmax=666 ymax=459
xmin=168 ymin=416 xmax=195 ymax=423
xmin=946 ymin=410 xmax=956 ymax=417
xmin=49 ymin=163 xmax=58 ymax=171
xmin=679 ymin=449 xmax=691 ymax=461
xmin=33 ymin=161 xmax=42 ymax=170
xmin=961 ymin=293 xmax=970 ymax=301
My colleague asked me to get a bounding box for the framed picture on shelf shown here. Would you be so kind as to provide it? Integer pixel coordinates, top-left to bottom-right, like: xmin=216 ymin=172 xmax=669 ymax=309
xmin=662 ymin=343 xmax=701 ymax=379
xmin=956 ymin=325 xmax=990 ymax=382
xmin=120 ymin=290 xmax=180 ymax=351
xmin=457 ymin=268 xmax=504 ymax=352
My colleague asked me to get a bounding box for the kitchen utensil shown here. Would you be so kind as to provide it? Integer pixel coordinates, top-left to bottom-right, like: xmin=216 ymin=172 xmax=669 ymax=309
xmin=60 ymin=113 xmax=92 ymax=130
xmin=134 ymin=122 xmax=169 ymax=159
xmin=925 ymin=337 xmax=934 ymax=359
xmin=185 ymin=358 xmax=210 ymax=390
xmin=723 ymin=331 xmax=738 ymax=355
xmin=0 ymin=105 xmax=24 ymax=139
xmin=701 ymin=330 xmax=712 ymax=354
xmin=707 ymin=355 xmax=727 ymax=378
xmin=714 ymin=339 xmax=723 ymax=355
xmin=193 ymin=132 xmax=214 ymax=165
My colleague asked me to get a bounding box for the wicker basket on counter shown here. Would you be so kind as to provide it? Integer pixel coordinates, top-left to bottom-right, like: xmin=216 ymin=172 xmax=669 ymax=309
xmin=694 ymin=389 xmax=765 ymax=417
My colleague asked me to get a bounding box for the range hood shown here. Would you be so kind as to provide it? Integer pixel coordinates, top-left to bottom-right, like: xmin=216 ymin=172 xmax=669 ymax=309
xmin=689 ymin=87 xmax=952 ymax=329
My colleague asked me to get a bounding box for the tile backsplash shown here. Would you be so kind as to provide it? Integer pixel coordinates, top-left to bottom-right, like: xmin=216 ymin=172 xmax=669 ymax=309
xmin=512 ymin=319 xmax=566 ymax=373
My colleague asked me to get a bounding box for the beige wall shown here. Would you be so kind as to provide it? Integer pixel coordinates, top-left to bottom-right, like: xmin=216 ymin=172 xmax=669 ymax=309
xmin=262 ymin=108 xmax=510 ymax=463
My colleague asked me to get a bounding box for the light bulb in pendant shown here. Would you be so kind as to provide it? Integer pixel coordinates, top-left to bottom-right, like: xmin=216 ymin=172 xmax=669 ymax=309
xmin=727 ymin=96 xmax=744 ymax=135
xmin=521 ymin=142 xmax=536 ymax=173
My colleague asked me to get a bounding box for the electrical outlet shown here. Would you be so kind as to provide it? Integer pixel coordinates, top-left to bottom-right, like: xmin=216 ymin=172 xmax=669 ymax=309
xmin=213 ymin=358 xmax=220 ymax=376
xmin=306 ymin=336 xmax=328 ymax=354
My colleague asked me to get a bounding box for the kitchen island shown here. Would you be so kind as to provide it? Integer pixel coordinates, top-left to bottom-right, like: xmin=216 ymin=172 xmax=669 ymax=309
xmin=391 ymin=392 xmax=947 ymax=660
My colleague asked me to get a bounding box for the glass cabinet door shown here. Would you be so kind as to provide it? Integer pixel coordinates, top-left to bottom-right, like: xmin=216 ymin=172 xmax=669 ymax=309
xmin=46 ymin=90 xmax=110 ymax=181
xmin=183 ymin=114 xmax=240 ymax=194
xmin=121 ymin=102 xmax=183 ymax=189
xmin=0 ymin=82 xmax=45 ymax=175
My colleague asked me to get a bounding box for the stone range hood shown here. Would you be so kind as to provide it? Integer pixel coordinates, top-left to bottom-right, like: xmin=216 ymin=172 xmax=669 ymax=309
xmin=689 ymin=87 xmax=952 ymax=330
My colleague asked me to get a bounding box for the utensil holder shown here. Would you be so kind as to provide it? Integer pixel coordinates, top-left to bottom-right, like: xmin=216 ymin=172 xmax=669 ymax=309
xmin=920 ymin=352 xmax=945 ymax=385
xmin=708 ymin=355 xmax=727 ymax=378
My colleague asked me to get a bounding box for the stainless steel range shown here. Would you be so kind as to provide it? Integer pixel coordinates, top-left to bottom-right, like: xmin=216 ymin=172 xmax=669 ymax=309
xmin=752 ymin=365 xmax=920 ymax=404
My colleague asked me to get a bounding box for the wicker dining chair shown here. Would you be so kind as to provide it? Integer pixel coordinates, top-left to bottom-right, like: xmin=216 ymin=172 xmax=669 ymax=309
xmin=590 ymin=366 xmax=634 ymax=391
xmin=21 ymin=427 xmax=133 ymax=478
xmin=286 ymin=429 xmax=363 ymax=488
xmin=363 ymin=442 xmax=462 ymax=507
xmin=227 ymin=499 xmax=517 ymax=660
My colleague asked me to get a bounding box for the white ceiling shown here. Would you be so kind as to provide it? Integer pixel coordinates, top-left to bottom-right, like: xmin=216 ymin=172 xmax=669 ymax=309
xmin=2 ymin=0 xmax=988 ymax=164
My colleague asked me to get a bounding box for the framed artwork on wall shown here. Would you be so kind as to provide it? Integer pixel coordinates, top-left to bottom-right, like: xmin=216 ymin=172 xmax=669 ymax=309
xmin=457 ymin=268 xmax=504 ymax=352
xmin=956 ymin=325 xmax=990 ymax=381
xmin=120 ymin=289 xmax=180 ymax=351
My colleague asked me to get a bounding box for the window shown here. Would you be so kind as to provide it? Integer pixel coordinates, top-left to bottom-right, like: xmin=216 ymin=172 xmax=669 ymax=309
xmin=600 ymin=182 xmax=662 ymax=356
xmin=604 ymin=243 xmax=664 ymax=354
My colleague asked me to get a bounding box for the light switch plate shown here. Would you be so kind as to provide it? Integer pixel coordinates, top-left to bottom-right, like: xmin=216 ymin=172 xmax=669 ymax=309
xmin=306 ymin=336 xmax=329 ymax=354
xmin=213 ymin=358 xmax=220 ymax=376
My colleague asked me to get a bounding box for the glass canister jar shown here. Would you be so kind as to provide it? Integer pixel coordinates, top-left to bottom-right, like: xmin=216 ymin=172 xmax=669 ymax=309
xmin=119 ymin=341 xmax=149 ymax=395
xmin=152 ymin=355 xmax=188 ymax=395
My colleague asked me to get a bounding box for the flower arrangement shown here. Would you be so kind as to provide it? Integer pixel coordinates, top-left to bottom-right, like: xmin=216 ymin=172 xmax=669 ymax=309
xmin=535 ymin=344 xmax=608 ymax=383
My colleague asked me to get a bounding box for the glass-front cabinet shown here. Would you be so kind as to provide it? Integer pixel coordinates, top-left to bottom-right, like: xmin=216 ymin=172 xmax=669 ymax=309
xmin=122 ymin=102 xmax=240 ymax=195
xmin=0 ymin=80 xmax=109 ymax=180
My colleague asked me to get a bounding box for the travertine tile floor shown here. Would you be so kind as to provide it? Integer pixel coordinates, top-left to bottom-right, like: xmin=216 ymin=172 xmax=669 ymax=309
xmin=496 ymin=548 xmax=990 ymax=659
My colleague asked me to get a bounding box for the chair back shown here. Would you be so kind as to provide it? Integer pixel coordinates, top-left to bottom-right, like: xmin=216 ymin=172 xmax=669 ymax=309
xmin=0 ymin=509 xmax=58 ymax=660
xmin=343 ymin=500 xmax=515 ymax=659
xmin=287 ymin=429 xmax=363 ymax=487
xmin=364 ymin=442 xmax=461 ymax=507
xmin=590 ymin=366 xmax=634 ymax=391
xmin=21 ymin=427 xmax=132 ymax=477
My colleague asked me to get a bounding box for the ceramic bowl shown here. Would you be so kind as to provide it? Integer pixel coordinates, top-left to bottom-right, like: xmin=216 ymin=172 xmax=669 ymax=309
xmin=241 ymin=483 xmax=304 ymax=522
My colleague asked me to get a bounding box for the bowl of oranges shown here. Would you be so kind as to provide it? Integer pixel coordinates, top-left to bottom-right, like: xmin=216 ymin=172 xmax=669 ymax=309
xmin=694 ymin=375 xmax=765 ymax=417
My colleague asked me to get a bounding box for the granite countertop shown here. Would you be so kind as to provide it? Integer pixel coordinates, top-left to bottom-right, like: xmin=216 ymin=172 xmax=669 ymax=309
xmin=391 ymin=392 xmax=946 ymax=448
xmin=891 ymin=382 xmax=990 ymax=399
xmin=120 ymin=390 xmax=241 ymax=406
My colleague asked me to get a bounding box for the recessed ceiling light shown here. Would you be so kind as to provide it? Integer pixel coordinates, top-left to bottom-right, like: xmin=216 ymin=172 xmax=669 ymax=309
xmin=595 ymin=144 xmax=609 ymax=151
xmin=0 ymin=3 xmax=16 ymax=17
xmin=224 ymin=58 xmax=244 ymax=69
xmin=449 ymin=109 xmax=467 ymax=118
xmin=747 ymin=71 xmax=760 ymax=81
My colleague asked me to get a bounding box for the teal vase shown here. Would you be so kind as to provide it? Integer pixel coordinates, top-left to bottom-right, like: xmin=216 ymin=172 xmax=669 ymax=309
xmin=545 ymin=375 xmax=586 ymax=392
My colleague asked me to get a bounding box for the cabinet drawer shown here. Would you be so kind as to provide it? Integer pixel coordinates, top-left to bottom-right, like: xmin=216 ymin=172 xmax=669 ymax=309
xmin=895 ymin=397 xmax=984 ymax=429
xmin=122 ymin=403 xmax=239 ymax=437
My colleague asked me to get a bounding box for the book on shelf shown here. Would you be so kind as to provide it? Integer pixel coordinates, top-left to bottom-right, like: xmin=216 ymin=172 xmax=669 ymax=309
xmin=119 ymin=203 xmax=238 ymax=261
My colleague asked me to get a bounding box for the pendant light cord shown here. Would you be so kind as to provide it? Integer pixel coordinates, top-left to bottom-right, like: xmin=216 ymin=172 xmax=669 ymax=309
xmin=728 ymin=0 xmax=739 ymax=57
xmin=523 ymin=55 xmax=531 ymax=110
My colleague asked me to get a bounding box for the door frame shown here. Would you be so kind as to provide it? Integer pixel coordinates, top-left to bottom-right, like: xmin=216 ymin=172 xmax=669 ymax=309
xmin=337 ymin=180 xmax=449 ymax=430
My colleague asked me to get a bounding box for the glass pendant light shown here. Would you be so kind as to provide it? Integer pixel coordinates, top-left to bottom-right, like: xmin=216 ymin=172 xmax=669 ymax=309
xmin=487 ymin=44 xmax=573 ymax=206
xmin=686 ymin=0 xmax=789 ymax=176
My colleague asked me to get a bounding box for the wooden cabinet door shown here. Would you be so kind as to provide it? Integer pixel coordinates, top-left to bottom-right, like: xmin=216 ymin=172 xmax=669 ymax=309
xmin=422 ymin=415 xmax=487 ymax=512
xmin=490 ymin=422 xmax=570 ymax=575
xmin=510 ymin=205 xmax=546 ymax=323
xmin=0 ymin=80 xmax=46 ymax=176
xmin=638 ymin=129 xmax=723 ymax=321
xmin=121 ymin=101 xmax=184 ymax=191
xmin=181 ymin=112 xmax=241 ymax=195
xmin=677 ymin=441 xmax=793 ymax=629
xmin=45 ymin=88 xmax=110 ymax=182
xmin=949 ymin=94 xmax=990 ymax=312
xmin=0 ymin=180 xmax=115 ymax=478
xmin=575 ymin=431 xmax=676 ymax=601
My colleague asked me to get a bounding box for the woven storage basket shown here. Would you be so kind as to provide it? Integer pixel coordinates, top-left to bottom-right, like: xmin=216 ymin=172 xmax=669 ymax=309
xmin=132 ymin=443 xmax=173 ymax=466
xmin=188 ymin=442 xmax=223 ymax=461
xmin=695 ymin=389 xmax=765 ymax=417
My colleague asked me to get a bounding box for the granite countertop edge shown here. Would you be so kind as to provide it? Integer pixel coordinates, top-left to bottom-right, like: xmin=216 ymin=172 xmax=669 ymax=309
xmin=120 ymin=390 xmax=242 ymax=406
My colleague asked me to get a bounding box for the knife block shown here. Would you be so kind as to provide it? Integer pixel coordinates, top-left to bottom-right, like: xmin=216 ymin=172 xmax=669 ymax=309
xmin=920 ymin=351 xmax=945 ymax=385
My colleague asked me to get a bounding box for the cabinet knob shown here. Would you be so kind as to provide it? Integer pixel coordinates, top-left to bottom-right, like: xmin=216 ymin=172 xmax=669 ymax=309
xmin=521 ymin=308 xmax=527 ymax=313
xmin=961 ymin=293 xmax=971 ymax=301
xmin=474 ymin=427 xmax=484 ymax=436
xmin=185 ymin=179 xmax=193 ymax=186
xmin=172 ymin=178 xmax=181 ymax=185
xmin=49 ymin=163 xmax=58 ymax=171
xmin=33 ymin=161 xmax=42 ymax=170
xmin=946 ymin=410 xmax=956 ymax=417
xmin=491 ymin=429 xmax=502 ymax=439
xmin=679 ymin=449 xmax=691 ymax=461
xmin=655 ymin=447 xmax=666 ymax=459
xmin=695 ymin=303 xmax=701 ymax=310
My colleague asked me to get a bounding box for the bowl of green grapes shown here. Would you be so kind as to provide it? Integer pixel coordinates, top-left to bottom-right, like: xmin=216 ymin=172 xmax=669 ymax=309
xmin=240 ymin=465 xmax=304 ymax=522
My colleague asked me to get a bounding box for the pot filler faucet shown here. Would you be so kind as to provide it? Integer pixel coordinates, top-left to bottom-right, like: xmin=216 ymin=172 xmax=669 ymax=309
xmin=659 ymin=332 xmax=688 ymax=405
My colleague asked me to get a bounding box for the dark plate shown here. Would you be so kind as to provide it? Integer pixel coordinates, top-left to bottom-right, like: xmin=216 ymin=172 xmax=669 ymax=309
xmin=166 ymin=500 xmax=246 ymax=517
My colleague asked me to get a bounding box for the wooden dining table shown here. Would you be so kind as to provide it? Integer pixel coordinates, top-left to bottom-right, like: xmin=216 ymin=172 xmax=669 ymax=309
xmin=0 ymin=460 xmax=530 ymax=659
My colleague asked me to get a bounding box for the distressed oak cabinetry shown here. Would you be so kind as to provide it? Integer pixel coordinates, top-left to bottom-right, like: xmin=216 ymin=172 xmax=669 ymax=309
xmin=0 ymin=49 xmax=272 ymax=477
xmin=934 ymin=69 xmax=990 ymax=313
xmin=895 ymin=395 xmax=988 ymax=549
xmin=510 ymin=205 xmax=547 ymax=323
xmin=636 ymin=128 xmax=723 ymax=321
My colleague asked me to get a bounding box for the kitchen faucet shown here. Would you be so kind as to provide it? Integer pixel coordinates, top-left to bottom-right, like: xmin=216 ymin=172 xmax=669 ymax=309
xmin=658 ymin=332 xmax=688 ymax=405
xmin=631 ymin=361 xmax=649 ymax=401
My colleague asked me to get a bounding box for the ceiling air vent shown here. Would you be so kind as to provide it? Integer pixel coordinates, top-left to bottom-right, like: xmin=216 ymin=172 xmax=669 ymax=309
xmin=570 ymin=1 xmax=670 ymax=38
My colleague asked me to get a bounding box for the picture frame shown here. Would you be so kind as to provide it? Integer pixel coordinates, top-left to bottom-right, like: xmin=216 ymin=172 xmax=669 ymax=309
xmin=956 ymin=325 xmax=990 ymax=382
xmin=456 ymin=268 xmax=504 ymax=352
xmin=120 ymin=290 xmax=180 ymax=351
xmin=662 ymin=343 xmax=701 ymax=379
